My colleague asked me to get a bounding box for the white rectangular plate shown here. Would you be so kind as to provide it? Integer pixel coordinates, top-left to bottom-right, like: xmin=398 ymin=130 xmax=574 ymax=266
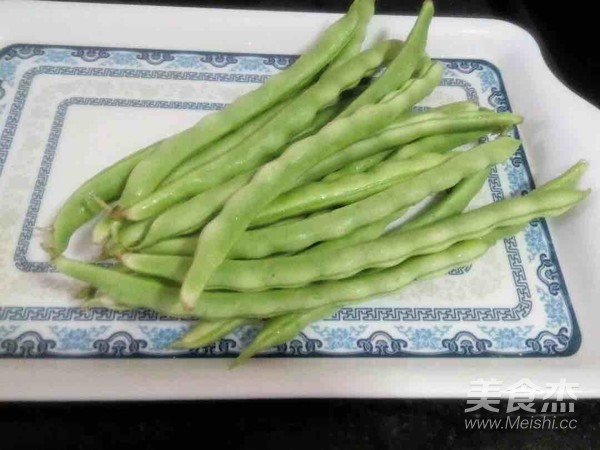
xmin=0 ymin=0 xmax=599 ymax=400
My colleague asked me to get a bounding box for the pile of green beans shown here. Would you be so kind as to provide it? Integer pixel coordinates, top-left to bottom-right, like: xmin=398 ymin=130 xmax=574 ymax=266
xmin=47 ymin=0 xmax=590 ymax=366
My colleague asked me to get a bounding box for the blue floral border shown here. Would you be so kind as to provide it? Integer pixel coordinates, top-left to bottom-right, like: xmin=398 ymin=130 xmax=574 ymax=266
xmin=0 ymin=44 xmax=581 ymax=358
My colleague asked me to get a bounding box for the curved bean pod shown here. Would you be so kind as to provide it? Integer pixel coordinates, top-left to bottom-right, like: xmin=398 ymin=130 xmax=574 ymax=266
xmin=173 ymin=318 xmax=256 ymax=349
xmin=54 ymin=256 xmax=184 ymax=314
xmin=228 ymin=137 xmax=520 ymax=259
xmin=322 ymin=0 xmax=375 ymax=74
xmin=117 ymin=4 xmax=360 ymax=208
xmin=121 ymin=40 xmax=404 ymax=221
xmin=340 ymin=0 xmax=434 ymax=117
xmin=534 ymin=160 xmax=588 ymax=192
xmin=233 ymin=305 xmax=337 ymax=366
xmin=296 ymin=112 xmax=520 ymax=185
xmin=401 ymin=168 xmax=489 ymax=231
xmin=252 ymin=152 xmax=449 ymax=226
xmin=180 ymin=61 xmax=445 ymax=307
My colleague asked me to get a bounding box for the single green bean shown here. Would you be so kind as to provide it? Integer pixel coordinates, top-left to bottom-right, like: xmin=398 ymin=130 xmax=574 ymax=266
xmin=252 ymin=152 xmax=450 ymax=226
xmin=121 ymin=186 xmax=586 ymax=290
xmin=401 ymin=169 xmax=489 ymax=231
xmin=172 ymin=318 xmax=256 ymax=349
xmin=297 ymin=113 xmax=519 ymax=185
xmin=117 ymin=4 xmax=360 ymax=208
xmin=120 ymin=40 xmax=403 ymax=221
xmin=233 ymin=305 xmax=337 ymax=366
xmin=54 ymin=256 xmax=184 ymax=314
xmin=339 ymin=0 xmax=434 ymax=117
xmin=323 ymin=0 xmax=375 ymax=74
xmin=228 ymin=137 xmax=520 ymax=259
xmin=180 ymin=61 xmax=444 ymax=307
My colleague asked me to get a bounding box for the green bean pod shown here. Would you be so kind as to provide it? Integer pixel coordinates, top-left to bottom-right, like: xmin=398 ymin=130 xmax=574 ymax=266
xmin=534 ymin=160 xmax=588 ymax=193
xmin=233 ymin=305 xmax=337 ymax=366
xmin=297 ymin=113 xmax=519 ymax=185
xmin=117 ymin=4 xmax=361 ymax=208
xmin=322 ymin=0 xmax=375 ymax=74
xmin=173 ymin=318 xmax=256 ymax=349
xmin=121 ymin=40 xmax=404 ymax=221
xmin=252 ymin=152 xmax=449 ymax=226
xmin=180 ymin=61 xmax=445 ymax=307
xmin=228 ymin=137 xmax=520 ymax=259
xmin=401 ymin=168 xmax=490 ymax=231
xmin=340 ymin=0 xmax=434 ymax=117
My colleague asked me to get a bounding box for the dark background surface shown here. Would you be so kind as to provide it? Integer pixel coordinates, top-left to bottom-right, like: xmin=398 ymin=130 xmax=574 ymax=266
xmin=5 ymin=1 xmax=600 ymax=449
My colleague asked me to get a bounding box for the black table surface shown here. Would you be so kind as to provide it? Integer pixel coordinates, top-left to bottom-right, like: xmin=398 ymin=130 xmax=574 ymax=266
xmin=4 ymin=1 xmax=600 ymax=449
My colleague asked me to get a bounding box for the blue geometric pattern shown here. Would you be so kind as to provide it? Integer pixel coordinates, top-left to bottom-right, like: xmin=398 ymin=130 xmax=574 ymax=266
xmin=0 ymin=44 xmax=580 ymax=358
